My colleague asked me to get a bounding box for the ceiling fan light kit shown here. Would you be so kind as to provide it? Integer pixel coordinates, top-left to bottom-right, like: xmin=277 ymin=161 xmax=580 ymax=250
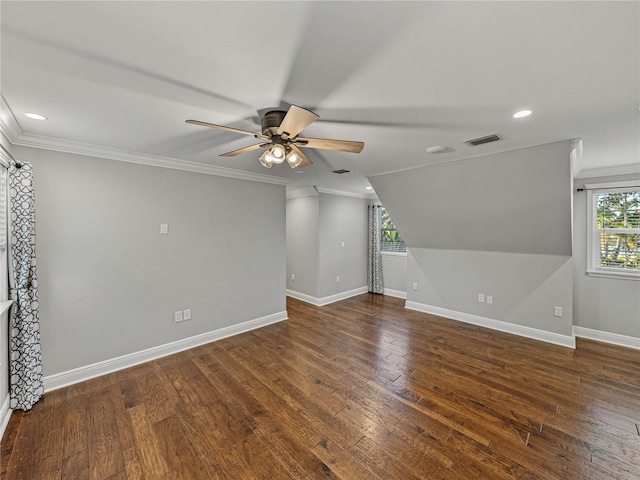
xmin=186 ymin=104 xmax=364 ymax=169
xmin=258 ymin=145 xmax=302 ymax=169
xmin=286 ymin=150 xmax=302 ymax=168
xmin=258 ymin=149 xmax=274 ymax=168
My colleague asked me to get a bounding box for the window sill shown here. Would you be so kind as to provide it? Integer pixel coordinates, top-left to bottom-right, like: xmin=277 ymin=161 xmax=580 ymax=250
xmin=586 ymin=269 xmax=640 ymax=281
xmin=381 ymin=251 xmax=407 ymax=257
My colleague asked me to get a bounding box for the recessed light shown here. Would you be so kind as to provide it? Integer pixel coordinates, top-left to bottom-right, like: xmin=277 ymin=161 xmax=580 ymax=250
xmin=24 ymin=112 xmax=47 ymax=120
xmin=513 ymin=110 xmax=532 ymax=118
xmin=366 ymin=186 xmax=373 ymax=190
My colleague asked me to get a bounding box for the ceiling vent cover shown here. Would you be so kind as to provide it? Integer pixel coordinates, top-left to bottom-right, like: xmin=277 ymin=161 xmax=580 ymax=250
xmin=332 ymin=169 xmax=351 ymax=174
xmin=465 ymin=134 xmax=502 ymax=147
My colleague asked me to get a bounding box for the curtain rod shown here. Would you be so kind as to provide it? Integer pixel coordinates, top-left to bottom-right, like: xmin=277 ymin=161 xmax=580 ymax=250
xmin=577 ymin=184 xmax=640 ymax=192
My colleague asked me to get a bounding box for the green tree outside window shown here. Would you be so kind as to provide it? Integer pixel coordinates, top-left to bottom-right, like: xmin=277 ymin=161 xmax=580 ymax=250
xmin=381 ymin=207 xmax=406 ymax=253
xmin=596 ymin=191 xmax=640 ymax=270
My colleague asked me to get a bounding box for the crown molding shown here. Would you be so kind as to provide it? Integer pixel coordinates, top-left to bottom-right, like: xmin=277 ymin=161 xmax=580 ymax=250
xmin=0 ymin=96 xmax=23 ymax=144
xmin=286 ymin=185 xmax=319 ymax=199
xmin=0 ymin=96 xmax=291 ymax=186
xmin=316 ymin=187 xmax=376 ymax=200
xmin=11 ymin=132 xmax=292 ymax=186
xmin=574 ymin=163 xmax=640 ymax=179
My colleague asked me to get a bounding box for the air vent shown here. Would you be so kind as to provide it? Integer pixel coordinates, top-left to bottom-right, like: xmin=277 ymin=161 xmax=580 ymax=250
xmin=332 ymin=169 xmax=351 ymax=174
xmin=465 ymin=134 xmax=502 ymax=147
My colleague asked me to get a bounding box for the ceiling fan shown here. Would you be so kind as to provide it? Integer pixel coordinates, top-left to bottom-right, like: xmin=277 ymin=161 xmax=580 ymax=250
xmin=186 ymin=105 xmax=364 ymax=168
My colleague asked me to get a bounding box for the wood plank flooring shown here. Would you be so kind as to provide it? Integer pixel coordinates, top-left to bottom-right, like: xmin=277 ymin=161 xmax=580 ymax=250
xmin=1 ymin=294 xmax=639 ymax=479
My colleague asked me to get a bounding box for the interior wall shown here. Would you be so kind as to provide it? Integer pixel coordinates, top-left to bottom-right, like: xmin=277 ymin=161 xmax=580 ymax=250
xmin=374 ymin=142 xmax=573 ymax=255
xmin=14 ymin=146 xmax=287 ymax=376
xmin=573 ymin=173 xmax=640 ymax=338
xmin=370 ymin=141 xmax=574 ymax=338
xmin=381 ymin=254 xmax=407 ymax=295
xmin=406 ymin=248 xmax=573 ymax=335
xmin=286 ymin=193 xmax=319 ymax=298
xmin=286 ymin=191 xmax=368 ymax=302
xmin=317 ymin=193 xmax=367 ymax=298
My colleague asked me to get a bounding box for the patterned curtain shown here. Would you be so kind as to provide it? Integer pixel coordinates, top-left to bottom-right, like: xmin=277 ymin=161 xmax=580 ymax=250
xmin=8 ymin=163 xmax=43 ymax=411
xmin=367 ymin=205 xmax=384 ymax=294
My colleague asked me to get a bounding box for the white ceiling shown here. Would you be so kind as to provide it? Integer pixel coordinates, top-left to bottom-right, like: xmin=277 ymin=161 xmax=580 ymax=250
xmin=1 ymin=1 xmax=638 ymax=195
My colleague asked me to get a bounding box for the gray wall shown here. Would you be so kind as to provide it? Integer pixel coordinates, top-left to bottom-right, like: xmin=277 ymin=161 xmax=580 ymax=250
xmin=405 ymin=248 xmax=573 ymax=335
xmin=286 ymin=191 xmax=367 ymax=301
xmin=370 ymin=141 xmax=574 ymax=336
xmin=573 ymin=174 xmax=640 ymax=338
xmin=318 ymin=193 xmax=367 ymax=298
xmin=286 ymin=193 xmax=319 ymax=297
xmin=15 ymin=146 xmax=286 ymax=376
xmin=381 ymin=254 xmax=407 ymax=295
xmin=375 ymin=142 xmax=573 ymax=256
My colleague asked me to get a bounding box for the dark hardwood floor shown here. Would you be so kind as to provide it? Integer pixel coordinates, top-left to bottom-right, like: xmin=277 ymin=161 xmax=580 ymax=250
xmin=1 ymin=294 xmax=639 ymax=479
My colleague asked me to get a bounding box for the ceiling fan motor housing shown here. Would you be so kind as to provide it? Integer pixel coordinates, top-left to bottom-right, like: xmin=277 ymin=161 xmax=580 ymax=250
xmin=261 ymin=110 xmax=287 ymax=137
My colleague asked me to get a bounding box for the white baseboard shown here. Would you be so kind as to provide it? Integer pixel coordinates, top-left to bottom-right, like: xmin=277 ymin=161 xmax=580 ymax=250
xmin=286 ymin=287 xmax=368 ymax=307
xmin=384 ymin=288 xmax=407 ymax=299
xmin=43 ymin=311 xmax=288 ymax=393
xmin=405 ymin=301 xmax=576 ymax=349
xmin=573 ymin=326 xmax=640 ymax=350
xmin=0 ymin=394 xmax=11 ymax=442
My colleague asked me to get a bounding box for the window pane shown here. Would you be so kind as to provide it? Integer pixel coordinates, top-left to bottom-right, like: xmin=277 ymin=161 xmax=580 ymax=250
xmin=599 ymin=232 xmax=640 ymax=270
xmin=380 ymin=207 xmax=406 ymax=253
xmin=597 ymin=191 xmax=640 ymax=229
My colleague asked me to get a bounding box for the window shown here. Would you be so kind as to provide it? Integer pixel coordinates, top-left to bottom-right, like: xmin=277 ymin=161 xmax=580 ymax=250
xmin=587 ymin=184 xmax=640 ymax=280
xmin=381 ymin=207 xmax=406 ymax=253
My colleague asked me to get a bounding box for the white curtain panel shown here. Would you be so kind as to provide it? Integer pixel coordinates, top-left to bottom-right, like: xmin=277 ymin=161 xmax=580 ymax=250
xmin=367 ymin=205 xmax=384 ymax=294
xmin=8 ymin=163 xmax=43 ymax=410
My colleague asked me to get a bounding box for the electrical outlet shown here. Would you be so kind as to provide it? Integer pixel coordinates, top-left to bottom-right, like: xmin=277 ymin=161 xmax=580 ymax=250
xmin=174 ymin=311 xmax=183 ymax=323
xmin=478 ymin=294 xmax=485 ymax=303
xmin=554 ymin=306 xmax=563 ymax=317
xmin=412 ymin=282 xmax=418 ymax=291
xmin=486 ymin=295 xmax=493 ymax=304
xmin=183 ymin=309 xmax=191 ymax=321
xmin=336 ymin=276 xmax=340 ymax=283
xmin=291 ymin=273 xmax=295 ymax=281
xmin=341 ymin=241 xmax=345 ymax=248
xmin=160 ymin=223 xmax=169 ymax=235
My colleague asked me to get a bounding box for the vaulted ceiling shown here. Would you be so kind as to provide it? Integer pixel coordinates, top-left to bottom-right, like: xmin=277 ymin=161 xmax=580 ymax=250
xmin=1 ymin=1 xmax=638 ymax=195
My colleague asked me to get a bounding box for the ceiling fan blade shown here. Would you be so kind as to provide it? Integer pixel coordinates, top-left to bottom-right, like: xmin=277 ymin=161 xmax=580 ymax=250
xmin=290 ymin=144 xmax=313 ymax=168
xmin=220 ymin=143 xmax=269 ymax=157
xmin=277 ymin=105 xmax=319 ymax=139
xmin=295 ymin=137 xmax=364 ymax=154
xmin=186 ymin=119 xmax=260 ymax=137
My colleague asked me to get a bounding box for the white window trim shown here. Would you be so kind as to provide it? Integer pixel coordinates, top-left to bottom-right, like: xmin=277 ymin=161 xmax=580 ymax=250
xmin=586 ymin=184 xmax=640 ymax=281
xmin=0 ymin=167 xmax=7 ymax=301
xmin=381 ymin=251 xmax=407 ymax=257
